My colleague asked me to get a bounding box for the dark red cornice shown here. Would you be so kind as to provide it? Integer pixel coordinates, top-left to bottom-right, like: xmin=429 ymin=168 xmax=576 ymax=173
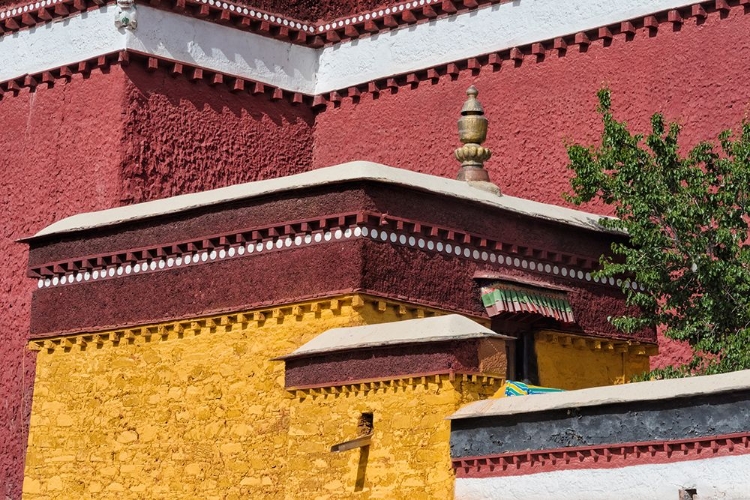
xmin=453 ymin=432 xmax=750 ymax=478
xmin=0 ymin=0 xmax=507 ymax=46
xmin=27 ymin=209 xmax=603 ymax=284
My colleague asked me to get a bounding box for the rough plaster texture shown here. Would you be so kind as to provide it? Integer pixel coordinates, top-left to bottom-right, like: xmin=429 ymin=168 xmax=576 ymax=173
xmin=450 ymin=391 xmax=750 ymax=457
xmin=534 ymin=331 xmax=650 ymax=390
xmin=120 ymin=64 xmax=314 ymax=204
xmin=312 ymin=7 xmax=750 ymax=370
xmin=29 ymin=240 xmax=364 ymax=336
xmin=454 ymin=454 xmax=750 ymax=500
xmin=0 ymin=70 xmax=127 ymax=500
xmin=23 ymin=301 xmax=498 ymax=499
xmin=1 ymin=63 xmax=314 ymax=497
xmin=28 ymin=180 xmax=635 ymax=342
xmin=6 ymin=3 xmax=750 ymax=496
xmin=313 ymin=7 xmax=750 ymax=215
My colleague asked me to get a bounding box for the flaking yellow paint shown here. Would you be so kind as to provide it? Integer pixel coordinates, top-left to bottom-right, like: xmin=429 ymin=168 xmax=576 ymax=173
xmin=535 ymin=330 xmax=652 ymax=390
xmin=23 ymin=295 xmax=496 ymax=499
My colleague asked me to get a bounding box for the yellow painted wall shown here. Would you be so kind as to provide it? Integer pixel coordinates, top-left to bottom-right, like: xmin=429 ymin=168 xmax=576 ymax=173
xmin=535 ymin=330 xmax=652 ymax=390
xmin=23 ymin=295 xmax=499 ymax=499
xmin=288 ymin=375 xmax=500 ymax=500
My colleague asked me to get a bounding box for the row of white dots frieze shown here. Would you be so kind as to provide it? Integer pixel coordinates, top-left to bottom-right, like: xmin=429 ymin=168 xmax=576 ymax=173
xmin=320 ymin=0 xmax=440 ymax=31
xmin=36 ymin=224 xmax=638 ymax=291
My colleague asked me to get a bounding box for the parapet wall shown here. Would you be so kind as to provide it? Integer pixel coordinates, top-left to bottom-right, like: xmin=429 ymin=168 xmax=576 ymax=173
xmin=449 ymin=370 xmax=750 ymax=500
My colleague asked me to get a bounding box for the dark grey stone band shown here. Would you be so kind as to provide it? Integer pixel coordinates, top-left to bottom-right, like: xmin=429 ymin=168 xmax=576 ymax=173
xmin=450 ymin=390 xmax=750 ymax=458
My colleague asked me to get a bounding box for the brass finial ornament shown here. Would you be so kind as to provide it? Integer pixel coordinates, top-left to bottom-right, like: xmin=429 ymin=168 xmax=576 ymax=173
xmin=454 ymin=86 xmax=500 ymax=195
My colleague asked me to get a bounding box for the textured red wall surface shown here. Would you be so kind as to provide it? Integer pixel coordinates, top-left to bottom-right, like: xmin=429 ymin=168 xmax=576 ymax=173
xmin=0 ymin=69 xmax=126 ymax=500
xmin=120 ymin=65 xmax=315 ymax=204
xmin=0 ymin=66 xmax=314 ymax=498
xmin=313 ymin=8 xmax=750 ymax=368
xmin=5 ymin=4 xmax=750 ymax=497
xmin=314 ymin=8 xmax=750 ymax=214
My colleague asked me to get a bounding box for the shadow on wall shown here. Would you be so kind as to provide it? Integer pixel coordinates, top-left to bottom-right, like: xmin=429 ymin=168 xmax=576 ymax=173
xmin=120 ymin=65 xmax=316 ymax=204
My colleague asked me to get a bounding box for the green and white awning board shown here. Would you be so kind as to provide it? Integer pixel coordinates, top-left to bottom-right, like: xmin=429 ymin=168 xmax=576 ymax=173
xmin=480 ymin=282 xmax=575 ymax=323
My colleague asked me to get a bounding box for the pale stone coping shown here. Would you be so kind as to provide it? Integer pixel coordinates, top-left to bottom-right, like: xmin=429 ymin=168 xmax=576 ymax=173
xmin=276 ymin=314 xmax=512 ymax=360
xmin=448 ymin=369 xmax=750 ymax=420
xmin=5 ymin=0 xmax=699 ymax=93
xmin=30 ymin=161 xmax=614 ymax=239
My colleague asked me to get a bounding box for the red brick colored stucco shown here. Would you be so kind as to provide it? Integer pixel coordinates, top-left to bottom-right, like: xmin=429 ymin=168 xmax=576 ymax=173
xmin=120 ymin=65 xmax=315 ymax=205
xmin=312 ymin=8 xmax=750 ymax=369
xmin=313 ymin=8 xmax=750 ymax=215
xmin=0 ymin=65 xmax=314 ymax=498
xmin=0 ymin=69 xmax=126 ymax=500
xmin=4 ymin=4 xmax=750 ymax=497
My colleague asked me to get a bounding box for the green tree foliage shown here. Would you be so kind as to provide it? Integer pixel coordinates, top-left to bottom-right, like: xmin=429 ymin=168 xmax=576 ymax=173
xmin=566 ymin=89 xmax=750 ymax=377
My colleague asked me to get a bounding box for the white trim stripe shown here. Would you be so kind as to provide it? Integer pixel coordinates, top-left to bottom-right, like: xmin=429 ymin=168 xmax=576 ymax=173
xmin=455 ymin=454 xmax=750 ymax=500
xmin=4 ymin=0 xmax=703 ymax=93
xmin=315 ymin=0 xmax=699 ymax=93
xmin=127 ymin=5 xmax=318 ymax=94
xmin=0 ymin=6 xmax=125 ymax=83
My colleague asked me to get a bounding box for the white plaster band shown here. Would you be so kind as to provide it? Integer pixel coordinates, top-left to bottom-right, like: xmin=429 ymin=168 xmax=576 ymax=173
xmin=0 ymin=6 xmax=125 ymax=83
xmin=455 ymin=454 xmax=750 ymax=500
xmin=4 ymin=0 xmax=703 ymax=93
xmin=126 ymin=5 xmax=318 ymax=94
xmin=314 ymin=0 xmax=699 ymax=93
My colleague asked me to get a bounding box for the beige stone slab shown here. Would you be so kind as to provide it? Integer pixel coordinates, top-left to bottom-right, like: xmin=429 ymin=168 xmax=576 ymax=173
xmin=28 ymin=161 xmax=615 ymax=240
xmin=277 ymin=314 xmax=512 ymax=360
xmin=449 ymin=369 xmax=750 ymax=420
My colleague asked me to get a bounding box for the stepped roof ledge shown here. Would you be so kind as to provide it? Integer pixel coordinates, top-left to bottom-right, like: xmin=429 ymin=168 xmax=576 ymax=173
xmin=28 ymin=161 xmax=615 ymax=240
xmin=449 ymin=369 xmax=750 ymax=420
xmin=276 ymin=314 xmax=512 ymax=360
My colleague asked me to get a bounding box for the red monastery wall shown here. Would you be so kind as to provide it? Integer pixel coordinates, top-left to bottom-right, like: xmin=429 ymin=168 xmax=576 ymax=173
xmin=0 ymin=69 xmax=126 ymax=500
xmin=312 ymin=6 xmax=750 ymax=370
xmin=313 ymin=6 xmax=750 ymax=213
xmin=0 ymin=65 xmax=314 ymax=498
xmin=120 ymin=65 xmax=315 ymax=204
xmin=4 ymin=1 xmax=750 ymax=497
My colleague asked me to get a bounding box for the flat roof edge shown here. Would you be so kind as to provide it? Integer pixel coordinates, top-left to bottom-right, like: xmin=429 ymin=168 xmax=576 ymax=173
xmin=26 ymin=161 xmax=617 ymax=242
xmin=448 ymin=369 xmax=750 ymax=420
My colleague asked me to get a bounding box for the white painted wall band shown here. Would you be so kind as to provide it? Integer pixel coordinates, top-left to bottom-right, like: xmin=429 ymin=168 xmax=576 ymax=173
xmin=0 ymin=6 xmax=125 ymax=83
xmin=126 ymin=5 xmax=319 ymax=94
xmin=315 ymin=0 xmax=698 ymax=93
xmin=5 ymin=0 xmax=701 ymax=93
xmin=455 ymin=454 xmax=750 ymax=500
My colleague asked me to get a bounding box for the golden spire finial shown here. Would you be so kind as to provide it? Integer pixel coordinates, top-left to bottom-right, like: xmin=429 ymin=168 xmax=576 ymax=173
xmin=455 ymin=86 xmax=499 ymax=194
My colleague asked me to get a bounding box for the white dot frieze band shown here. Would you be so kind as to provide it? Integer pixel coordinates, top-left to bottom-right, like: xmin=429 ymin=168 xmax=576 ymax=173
xmin=35 ymin=220 xmax=632 ymax=291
